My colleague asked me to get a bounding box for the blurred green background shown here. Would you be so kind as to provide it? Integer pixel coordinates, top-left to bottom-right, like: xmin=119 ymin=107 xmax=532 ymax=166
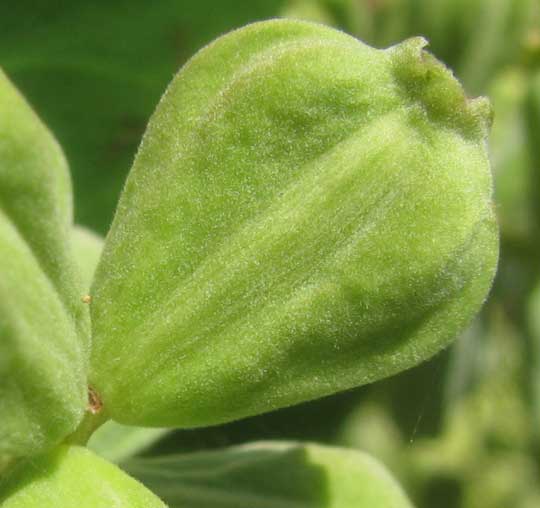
xmin=2 ymin=1 xmax=540 ymax=507
xmin=0 ymin=0 xmax=284 ymax=232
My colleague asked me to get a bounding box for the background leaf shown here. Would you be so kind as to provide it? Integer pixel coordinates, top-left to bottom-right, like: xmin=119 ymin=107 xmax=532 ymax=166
xmin=88 ymin=422 xmax=170 ymax=464
xmin=0 ymin=0 xmax=283 ymax=233
xmin=125 ymin=441 xmax=414 ymax=508
xmin=281 ymin=0 xmax=539 ymax=94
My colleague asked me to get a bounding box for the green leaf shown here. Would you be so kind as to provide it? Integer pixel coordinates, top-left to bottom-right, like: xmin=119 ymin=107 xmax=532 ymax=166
xmin=338 ymin=401 xmax=404 ymax=473
xmin=0 ymin=70 xmax=89 ymax=457
xmin=125 ymin=441 xmax=414 ymax=508
xmin=72 ymin=225 xmax=103 ymax=291
xmin=90 ymin=20 xmax=498 ymax=427
xmin=0 ymin=445 xmax=166 ymax=507
xmin=88 ymin=421 xmax=170 ymax=464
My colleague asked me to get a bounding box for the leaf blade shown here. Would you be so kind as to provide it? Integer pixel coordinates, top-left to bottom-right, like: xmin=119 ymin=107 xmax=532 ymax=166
xmin=125 ymin=441 xmax=414 ymax=508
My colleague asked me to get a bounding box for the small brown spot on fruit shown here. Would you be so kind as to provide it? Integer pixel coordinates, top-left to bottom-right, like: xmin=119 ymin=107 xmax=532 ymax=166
xmin=88 ymin=386 xmax=103 ymax=414
xmin=81 ymin=295 xmax=92 ymax=304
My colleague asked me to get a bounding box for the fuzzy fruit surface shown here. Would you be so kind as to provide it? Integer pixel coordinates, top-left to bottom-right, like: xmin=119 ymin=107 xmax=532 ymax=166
xmin=89 ymin=20 xmax=498 ymax=427
xmin=0 ymin=70 xmax=89 ymax=459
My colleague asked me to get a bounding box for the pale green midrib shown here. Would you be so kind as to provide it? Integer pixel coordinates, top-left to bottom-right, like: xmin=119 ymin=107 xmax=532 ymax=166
xmin=93 ymin=113 xmax=404 ymax=390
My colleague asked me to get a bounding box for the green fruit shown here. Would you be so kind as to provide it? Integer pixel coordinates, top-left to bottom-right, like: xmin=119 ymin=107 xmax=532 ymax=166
xmin=0 ymin=445 xmax=166 ymax=507
xmin=90 ymin=19 xmax=498 ymax=427
xmin=0 ymin=69 xmax=89 ymax=458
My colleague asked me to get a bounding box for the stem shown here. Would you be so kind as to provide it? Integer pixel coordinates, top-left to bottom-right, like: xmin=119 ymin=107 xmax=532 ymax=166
xmin=65 ymin=386 xmax=108 ymax=446
xmin=66 ymin=410 xmax=108 ymax=446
